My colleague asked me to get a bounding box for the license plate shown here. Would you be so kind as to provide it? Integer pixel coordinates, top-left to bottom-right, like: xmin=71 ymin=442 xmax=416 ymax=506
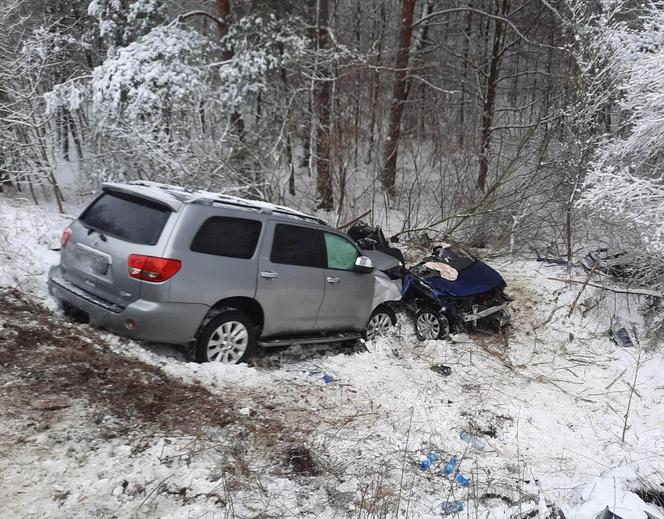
xmin=77 ymin=254 xmax=109 ymax=276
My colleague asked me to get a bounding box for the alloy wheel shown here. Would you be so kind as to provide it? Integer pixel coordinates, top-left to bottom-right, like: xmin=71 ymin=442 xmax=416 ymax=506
xmin=366 ymin=312 xmax=393 ymax=340
xmin=416 ymin=312 xmax=442 ymax=340
xmin=206 ymin=320 xmax=249 ymax=364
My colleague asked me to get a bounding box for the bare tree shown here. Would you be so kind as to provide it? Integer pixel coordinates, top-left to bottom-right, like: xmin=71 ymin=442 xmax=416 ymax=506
xmin=381 ymin=0 xmax=417 ymax=199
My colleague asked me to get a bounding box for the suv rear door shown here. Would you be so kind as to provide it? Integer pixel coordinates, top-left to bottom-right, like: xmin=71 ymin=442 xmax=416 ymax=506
xmin=256 ymin=222 xmax=326 ymax=336
xmin=61 ymin=189 xmax=173 ymax=308
xmin=315 ymin=231 xmax=375 ymax=332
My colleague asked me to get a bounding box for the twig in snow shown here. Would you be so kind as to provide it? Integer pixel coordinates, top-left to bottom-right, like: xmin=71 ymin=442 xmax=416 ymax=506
xmin=548 ymin=278 xmax=664 ymax=299
xmin=621 ymin=347 xmax=643 ymax=444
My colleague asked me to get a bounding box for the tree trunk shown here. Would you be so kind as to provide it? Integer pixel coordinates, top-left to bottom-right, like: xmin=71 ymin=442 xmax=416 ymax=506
xmin=314 ymin=0 xmax=333 ymax=210
xmin=458 ymin=9 xmax=472 ymax=148
xmin=216 ymin=0 xmax=244 ymax=141
xmin=478 ymin=0 xmax=509 ymax=192
xmin=366 ymin=0 xmax=386 ymax=164
xmin=381 ymin=0 xmax=417 ymax=198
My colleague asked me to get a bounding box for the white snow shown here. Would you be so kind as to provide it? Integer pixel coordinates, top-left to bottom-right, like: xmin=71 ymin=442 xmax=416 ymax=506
xmin=1 ymin=198 xmax=663 ymax=518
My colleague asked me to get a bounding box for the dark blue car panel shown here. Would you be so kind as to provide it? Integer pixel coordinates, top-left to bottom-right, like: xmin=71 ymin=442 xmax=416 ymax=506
xmin=427 ymin=261 xmax=504 ymax=297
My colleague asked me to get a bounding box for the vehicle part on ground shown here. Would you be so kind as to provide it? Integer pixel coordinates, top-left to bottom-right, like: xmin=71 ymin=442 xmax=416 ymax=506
xmin=609 ymin=327 xmax=636 ymax=348
xmin=430 ymin=364 xmax=452 ymax=377
xmin=365 ymin=305 xmax=396 ymax=340
xmin=415 ymin=309 xmax=449 ymax=341
xmin=196 ymin=310 xmax=255 ymax=364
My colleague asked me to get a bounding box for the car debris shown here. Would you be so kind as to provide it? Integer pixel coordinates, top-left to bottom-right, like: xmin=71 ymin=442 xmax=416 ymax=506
xmin=419 ymin=451 xmax=438 ymax=470
xmin=581 ymin=248 xmax=646 ymax=280
xmin=459 ymin=431 xmax=486 ymax=450
xmin=534 ymin=248 xmax=568 ymax=266
xmin=609 ymin=327 xmax=636 ymax=348
xmin=430 ymin=364 xmax=452 ymax=377
xmin=441 ymin=500 xmax=465 ymax=515
xmin=594 ymin=506 xmax=623 ymax=519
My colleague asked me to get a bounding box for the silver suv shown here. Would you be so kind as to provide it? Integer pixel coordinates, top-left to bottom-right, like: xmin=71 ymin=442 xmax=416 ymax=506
xmin=48 ymin=181 xmax=400 ymax=363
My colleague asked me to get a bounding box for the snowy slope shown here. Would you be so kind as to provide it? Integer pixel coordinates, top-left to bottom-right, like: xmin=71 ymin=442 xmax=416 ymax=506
xmin=1 ymin=198 xmax=663 ymax=519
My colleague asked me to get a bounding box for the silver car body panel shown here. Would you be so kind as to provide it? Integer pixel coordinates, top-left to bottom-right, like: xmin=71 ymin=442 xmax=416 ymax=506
xmin=372 ymin=271 xmax=403 ymax=311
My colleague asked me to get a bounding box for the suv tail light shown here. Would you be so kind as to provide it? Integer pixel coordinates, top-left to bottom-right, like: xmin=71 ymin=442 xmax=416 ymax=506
xmin=128 ymin=255 xmax=181 ymax=282
xmin=61 ymin=227 xmax=72 ymax=249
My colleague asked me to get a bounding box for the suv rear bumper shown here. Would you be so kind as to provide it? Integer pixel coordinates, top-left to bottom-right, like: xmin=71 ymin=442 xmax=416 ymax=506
xmin=48 ymin=265 xmax=208 ymax=344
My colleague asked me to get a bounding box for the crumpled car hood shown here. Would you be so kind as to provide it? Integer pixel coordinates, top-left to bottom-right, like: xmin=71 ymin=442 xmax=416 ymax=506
xmin=427 ymin=260 xmax=505 ymax=297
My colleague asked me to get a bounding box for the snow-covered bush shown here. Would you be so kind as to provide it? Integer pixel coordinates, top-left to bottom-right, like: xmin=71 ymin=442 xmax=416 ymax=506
xmin=88 ymin=0 xmax=166 ymax=49
xmin=91 ymin=24 xmax=213 ymax=122
xmin=217 ymin=15 xmax=307 ymax=108
xmin=578 ymin=1 xmax=664 ymax=286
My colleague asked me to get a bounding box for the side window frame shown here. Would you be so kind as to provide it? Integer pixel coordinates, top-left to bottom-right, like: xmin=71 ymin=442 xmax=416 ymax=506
xmin=269 ymin=223 xmax=325 ymax=268
xmin=322 ymin=231 xmax=361 ymax=271
xmin=189 ymin=216 xmax=263 ymax=259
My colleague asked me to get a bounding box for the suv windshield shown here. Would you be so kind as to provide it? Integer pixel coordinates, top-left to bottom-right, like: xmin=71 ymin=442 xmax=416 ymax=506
xmin=80 ymin=191 xmax=171 ymax=245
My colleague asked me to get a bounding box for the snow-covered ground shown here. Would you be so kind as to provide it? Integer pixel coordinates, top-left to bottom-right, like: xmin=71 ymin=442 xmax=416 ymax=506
xmin=1 ymin=197 xmax=663 ymax=519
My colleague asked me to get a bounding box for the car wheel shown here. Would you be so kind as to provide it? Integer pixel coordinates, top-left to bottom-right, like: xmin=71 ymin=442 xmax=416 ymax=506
xmin=415 ymin=309 xmax=449 ymax=341
xmin=365 ymin=306 xmax=396 ymax=340
xmin=196 ymin=310 xmax=255 ymax=364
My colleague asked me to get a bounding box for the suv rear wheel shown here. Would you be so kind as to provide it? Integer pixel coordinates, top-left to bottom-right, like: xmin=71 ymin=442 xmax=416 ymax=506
xmin=196 ymin=310 xmax=255 ymax=364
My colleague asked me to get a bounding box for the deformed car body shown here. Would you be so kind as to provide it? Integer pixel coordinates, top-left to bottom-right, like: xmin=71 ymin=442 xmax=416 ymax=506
xmin=404 ymin=244 xmax=512 ymax=340
xmin=48 ymin=181 xmax=400 ymax=363
xmin=349 ymin=221 xmax=512 ymax=341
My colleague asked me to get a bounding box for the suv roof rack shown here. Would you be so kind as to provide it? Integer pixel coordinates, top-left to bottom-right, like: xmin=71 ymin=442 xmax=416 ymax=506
xmin=124 ymin=180 xmax=328 ymax=226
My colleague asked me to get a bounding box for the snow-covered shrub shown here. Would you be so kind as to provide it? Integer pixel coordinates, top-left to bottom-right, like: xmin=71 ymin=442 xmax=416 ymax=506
xmin=578 ymin=2 xmax=664 ymax=287
xmin=88 ymin=0 xmax=166 ymax=50
xmin=91 ymin=24 xmax=213 ymax=122
xmin=217 ymin=14 xmax=308 ymax=108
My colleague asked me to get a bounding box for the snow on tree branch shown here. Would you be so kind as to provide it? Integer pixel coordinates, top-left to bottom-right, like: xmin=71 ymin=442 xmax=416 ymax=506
xmin=579 ymin=1 xmax=664 ymax=256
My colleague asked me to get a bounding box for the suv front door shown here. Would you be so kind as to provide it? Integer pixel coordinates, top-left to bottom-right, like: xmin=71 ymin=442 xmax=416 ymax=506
xmin=315 ymin=232 xmax=375 ymax=332
xmin=256 ymin=222 xmax=326 ymax=336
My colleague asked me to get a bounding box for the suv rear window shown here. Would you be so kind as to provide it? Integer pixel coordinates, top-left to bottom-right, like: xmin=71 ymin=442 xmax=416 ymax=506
xmin=271 ymin=224 xmax=321 ymax=267
xmin=191 ymin=217 xmax=262 ymax=259
xmin=80 ymin=191 xmax=171 ymax=245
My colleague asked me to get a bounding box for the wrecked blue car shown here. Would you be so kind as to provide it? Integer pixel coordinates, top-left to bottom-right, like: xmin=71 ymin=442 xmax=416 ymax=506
xmin=403 ymin=244 xmax=512 ymax=340
xmin=348 ymin=223 xmax=512 ymax=340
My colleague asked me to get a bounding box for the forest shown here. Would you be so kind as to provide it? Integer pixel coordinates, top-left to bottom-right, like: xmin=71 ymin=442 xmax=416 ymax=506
xmin=0 ymin=0 xmax=661 ymax=286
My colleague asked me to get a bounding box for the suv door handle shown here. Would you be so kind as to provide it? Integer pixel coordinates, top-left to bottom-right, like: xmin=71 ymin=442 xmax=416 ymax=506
xmin=260 ymin=271 xmax=279 ymax=279
xmin=326 ymin=276 xmax=340 ymax=284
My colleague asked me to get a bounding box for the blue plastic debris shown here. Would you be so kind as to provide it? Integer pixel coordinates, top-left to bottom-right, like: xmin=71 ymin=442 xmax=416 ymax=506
xmin=441 ymin=500 xmax=464 ymax=515
xmin=307 ymin=371 xmax=334 ymax=384
xmin=460 ymin=431 xmax=485 ymax=450
xmin=442 ymin=456 xmax=458 ymax=475
xmin=419 ymin=452 xmax=438 ymax=470
xmin=454 ymin=473 xmax=470 ymax=487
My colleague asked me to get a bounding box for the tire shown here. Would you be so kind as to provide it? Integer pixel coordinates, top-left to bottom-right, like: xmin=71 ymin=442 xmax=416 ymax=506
xmin=415 ymin=309 xmax=449 ymax=341
xmin=365 ymin=306 xmax=397 ymax=340
xmin=196 ymin=310 xmax=256 ymax=364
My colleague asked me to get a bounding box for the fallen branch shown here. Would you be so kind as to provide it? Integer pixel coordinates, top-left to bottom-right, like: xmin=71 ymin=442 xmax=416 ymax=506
xmin=336 ymin=209 xmax=371 ymax=230
xmin=568 ymin=262 xmax=599 ymax=317
xmin=548 ymin=278 xmax=664 ymax=299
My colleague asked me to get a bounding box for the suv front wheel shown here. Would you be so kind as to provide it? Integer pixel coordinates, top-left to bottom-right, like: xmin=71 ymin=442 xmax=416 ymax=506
xmin=365 ymin=306 xmax=396 ymax=340
xmin=196 ymin=310 xmax=256 ymax=364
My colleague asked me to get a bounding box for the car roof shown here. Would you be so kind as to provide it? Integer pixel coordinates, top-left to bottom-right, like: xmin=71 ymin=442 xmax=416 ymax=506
xmin=101 ymin=181 xmax=329 ymax=226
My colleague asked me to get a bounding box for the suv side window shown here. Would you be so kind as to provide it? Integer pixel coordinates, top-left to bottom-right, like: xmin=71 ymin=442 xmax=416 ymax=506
xmin=324 ymin=232 xmax=359 ymax=270
xmin=271 ymin=224 xmax=321 ymax=267
xmin=191 ymin=217 xmax=262 ymax=259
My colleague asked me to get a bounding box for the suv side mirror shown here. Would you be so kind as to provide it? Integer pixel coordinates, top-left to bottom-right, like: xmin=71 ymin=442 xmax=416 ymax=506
xmin=354 ymin=256 xmax=374 ymax=273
